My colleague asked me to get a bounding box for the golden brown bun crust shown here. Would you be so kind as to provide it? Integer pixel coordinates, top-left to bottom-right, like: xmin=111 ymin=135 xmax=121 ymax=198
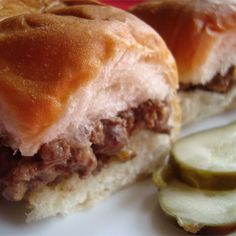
xmin=0 ymin=0 xmax=101 ymax=20
xmin=0 ymin=0 xmax=178 ymax=146
xmin=130 ymin=0 xmax=236 ymax=84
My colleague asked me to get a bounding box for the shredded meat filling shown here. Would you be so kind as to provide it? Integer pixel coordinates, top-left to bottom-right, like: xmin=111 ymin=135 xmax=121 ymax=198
xmin=180 ymin=67 xmax=235 ymax=93
xmin=0 ymin=100 xmax=171 ymax=201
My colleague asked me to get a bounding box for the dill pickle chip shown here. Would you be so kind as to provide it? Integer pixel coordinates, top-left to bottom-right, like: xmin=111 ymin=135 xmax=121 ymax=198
xmin=159 ymin=178 xmax=236 ymax=234
xmin=171 ymin=122 xmax=236 ymax=190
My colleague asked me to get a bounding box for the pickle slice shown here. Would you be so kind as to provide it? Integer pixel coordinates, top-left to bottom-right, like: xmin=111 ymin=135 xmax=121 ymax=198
xmin=158 ymin=178 xmax=236 ymax=234
xmin=171 ymin=122 xmax=236 ymax=190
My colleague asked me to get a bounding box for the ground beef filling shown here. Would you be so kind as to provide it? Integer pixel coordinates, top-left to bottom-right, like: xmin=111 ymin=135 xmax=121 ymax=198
xmin=180 ymin=67 xmax=235 ymax=93
xmin=0 ymin=100 xmax=171 ymax=201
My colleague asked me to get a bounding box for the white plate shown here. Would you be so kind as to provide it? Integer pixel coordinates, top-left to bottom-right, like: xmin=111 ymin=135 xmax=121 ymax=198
xmin=1 ymin=110 xmax=236 ymax=236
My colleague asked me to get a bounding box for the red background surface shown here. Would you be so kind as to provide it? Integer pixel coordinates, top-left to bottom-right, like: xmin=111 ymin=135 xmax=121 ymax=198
xmin=100 ymin=0 xmax=145 ymax=10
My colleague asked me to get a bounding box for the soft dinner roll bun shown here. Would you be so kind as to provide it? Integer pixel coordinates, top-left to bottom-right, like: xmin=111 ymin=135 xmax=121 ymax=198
xmin=131 ymin=0 xmax=236 ymax=125
xmin=0 ymin=0 xmax=178 ymax=155
xmin=27 ymin=130 xmax=171 ymax=221
xmin=179 ymin=87 xmax=236 ymax=125
xmin=0 ymin=0 xmax=180 ymax=221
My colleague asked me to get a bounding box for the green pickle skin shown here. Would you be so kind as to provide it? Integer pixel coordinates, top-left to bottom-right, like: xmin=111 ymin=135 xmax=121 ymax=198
xmin=170 ymin=153 xmax=236 ymax=190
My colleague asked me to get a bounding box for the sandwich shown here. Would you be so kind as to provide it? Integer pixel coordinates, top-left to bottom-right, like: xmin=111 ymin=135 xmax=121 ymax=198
xmin=0 ymin=0 xmax=180 ymax=221
xmin=130 ymin=0 xmax=236 ymax=125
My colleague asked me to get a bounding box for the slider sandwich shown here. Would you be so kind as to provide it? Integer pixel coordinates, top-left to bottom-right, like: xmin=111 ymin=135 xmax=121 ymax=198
xmin=0 ymin=0 xmax=180 ymax=221
xmin=131 ymin=0 xmax=236 ymax=125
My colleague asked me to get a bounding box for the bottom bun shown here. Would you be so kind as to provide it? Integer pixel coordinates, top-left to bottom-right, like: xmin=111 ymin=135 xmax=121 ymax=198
xmin=26 ymin=130 xmax=171 ymax=222
xmin=180 ymin=85 xmax=236 ymax=126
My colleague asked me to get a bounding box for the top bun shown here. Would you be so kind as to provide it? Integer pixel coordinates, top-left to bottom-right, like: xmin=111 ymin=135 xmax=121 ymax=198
xmin=130 ymin=0 xmax=236 ymax=85
xmin=0 ymin=0 xmax=178 ymax=156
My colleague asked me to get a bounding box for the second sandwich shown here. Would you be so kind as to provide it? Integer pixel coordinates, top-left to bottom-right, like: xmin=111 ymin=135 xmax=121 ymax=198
xmin=131 ymin=0 xmax=236 ymax=125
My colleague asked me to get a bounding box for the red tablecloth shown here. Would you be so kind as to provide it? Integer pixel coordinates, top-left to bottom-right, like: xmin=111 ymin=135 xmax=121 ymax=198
xmin=101 ymin=0 xmax=145 ymax=10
